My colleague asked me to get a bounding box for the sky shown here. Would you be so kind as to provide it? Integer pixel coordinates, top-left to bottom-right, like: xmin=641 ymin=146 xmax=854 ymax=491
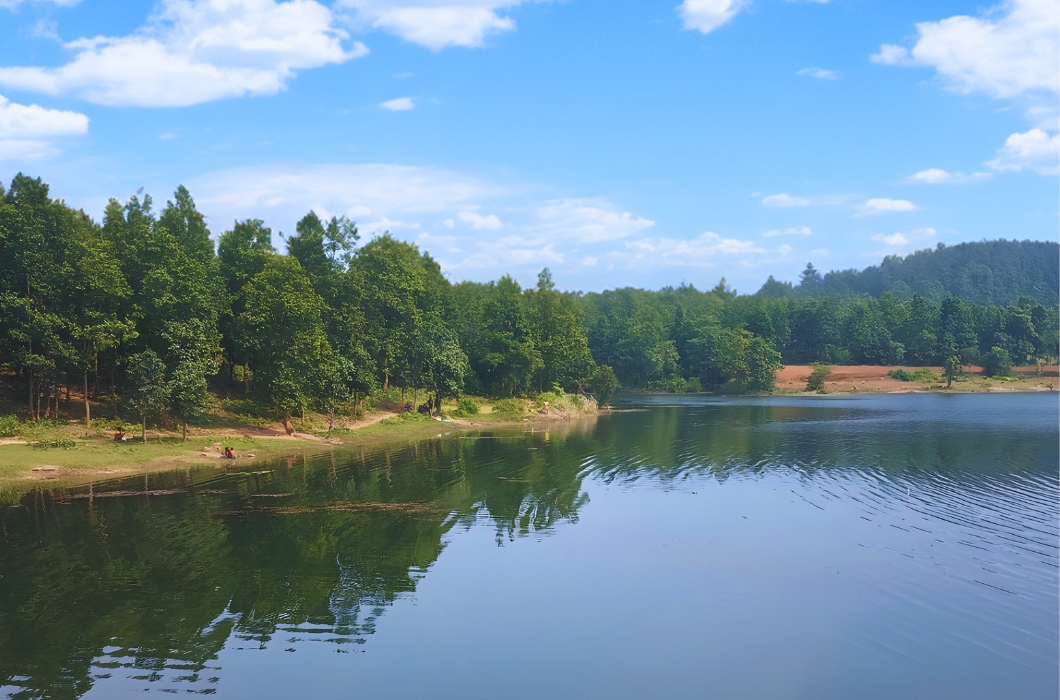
xmin=0 ymin=0 xmax=1056 ymax=294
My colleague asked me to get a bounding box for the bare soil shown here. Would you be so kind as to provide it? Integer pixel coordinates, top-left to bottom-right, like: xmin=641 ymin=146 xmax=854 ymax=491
xmin=775 ymin=365 xmax=1059 ymax=393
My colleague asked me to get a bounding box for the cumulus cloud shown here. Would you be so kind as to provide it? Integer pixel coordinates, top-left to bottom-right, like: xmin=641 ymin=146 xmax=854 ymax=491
xmin=0 ymin=0 xmax=365 ymax=107
xmin=871 ymin=0 xmax=1058 ymax=99
xmin=678 ymin=0 xmax=745 ymax=34
xmin=907 ymin=168 xmax=992 ymax=184
xmin=872 ymin=232 xmax=909 ymax=246
xmin=874 ymin=1 xmax=1059 ymax=176
xmin=458 ymin=209 xmax=503 ymax=229
xmin=0 ymin=93 xmax=88 ymax=160
xmin=338 ymin=0 xmax=534 ymax=50
xmin=761 ymin=193 xmax=810 ymax=207
xmin=987 ymin=128 xmax=1060 ymax=174
xmin=761 ymin=226 xmax=811 ymax=237
xmin=623 ymin=231 xmax=765 ymax=266
xmin=379 ymin=96 xmax=415 ymax=111
xmin=535 ymin=198 xmax=654 ymax=243
xmin=863 ymin=198 xmax=917 ymax=213
xmin=796 ymin=67 xmax=840 ymax=80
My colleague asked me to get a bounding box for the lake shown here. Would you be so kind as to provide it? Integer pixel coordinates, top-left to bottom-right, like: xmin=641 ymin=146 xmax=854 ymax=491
xmin=1 ymin=393 xmax=1057 ymax=699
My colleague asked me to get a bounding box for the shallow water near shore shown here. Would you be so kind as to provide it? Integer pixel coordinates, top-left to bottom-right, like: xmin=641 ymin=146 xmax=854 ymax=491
xmin=1 ymin=393 xmax=1057 ymax=699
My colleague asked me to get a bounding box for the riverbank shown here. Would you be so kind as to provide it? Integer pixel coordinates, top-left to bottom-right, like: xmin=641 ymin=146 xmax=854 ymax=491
xmin=0 ymin=393 xmax=598 ymax=492
xmin=774 ymin=364 xmax=1058 ymax=394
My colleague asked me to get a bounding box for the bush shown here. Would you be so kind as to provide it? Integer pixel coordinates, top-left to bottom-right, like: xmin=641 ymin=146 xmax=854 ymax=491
xmin=533 ymin=390 xmax=564 ymax=409
xmin=887 ymin=368 xmax=936 ymax=383
xmin=981 ymin=346 xmax=1013 ymax=377
xmin=380 ymin=411 xmax=432 ymax=425
xmin=453 ymin=398 xmax=480 ymax=417
xmin=0 ymin=414 xmax=19 ymax=438
xmin=492 ymin=398 xmax=527 ymax=414
xmin=806 ymin=363 xmax=832 ymax=392
xmin=646 ymin=377 xmax=703 ymax=393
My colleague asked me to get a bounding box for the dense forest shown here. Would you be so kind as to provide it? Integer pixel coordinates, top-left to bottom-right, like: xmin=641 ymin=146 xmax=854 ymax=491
xmin=758 ymin=240 xmax=1059 ymax=306
xmin=1 ymin=175 xmax=1056 ymax=428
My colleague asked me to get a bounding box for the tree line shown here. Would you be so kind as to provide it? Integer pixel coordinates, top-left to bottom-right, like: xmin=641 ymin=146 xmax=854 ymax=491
xmin=1 ymin=175 xmax=1056 ymax=432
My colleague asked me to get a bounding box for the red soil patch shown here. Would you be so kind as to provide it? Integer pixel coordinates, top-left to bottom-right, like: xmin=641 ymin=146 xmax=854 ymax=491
xmin=775 ymin=365 xmax=1059 ymax=393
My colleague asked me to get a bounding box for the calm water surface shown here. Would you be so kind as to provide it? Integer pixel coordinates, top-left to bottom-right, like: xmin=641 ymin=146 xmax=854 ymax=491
xmin=1 ymin=393 xmax=1057 ymax=699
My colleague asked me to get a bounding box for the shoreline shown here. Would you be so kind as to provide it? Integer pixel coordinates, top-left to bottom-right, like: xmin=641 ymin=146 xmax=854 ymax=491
xmin=0 ymin=403 xmax=598 ymax=495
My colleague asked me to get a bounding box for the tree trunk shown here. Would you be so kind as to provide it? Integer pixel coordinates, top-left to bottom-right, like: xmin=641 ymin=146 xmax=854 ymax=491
xmin=84 ymin=369 xmax=92 ymax=428
xmin=28 ymin=365 xmax=33 ymax=420
xmin=142 ymin=416 xmax=147 ymax=443
xmin=182 ymin=420 xmax=187 ymax=442
xmin=244 ymin=363 xmax=250 ymax=395
xmin=283 ymin=409 xmax=294 ymax=436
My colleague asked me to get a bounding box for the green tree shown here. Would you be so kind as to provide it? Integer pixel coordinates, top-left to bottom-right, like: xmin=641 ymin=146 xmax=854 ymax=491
xmin=981 ymin=346 xmax=1012 ymax=377
xmin=589 ymin=364 xmax=620 ymax=405
xmin=239 ymin=256 xmax=331 ymax=434
xmin=126 ymin=350 xmax=170 ymax=442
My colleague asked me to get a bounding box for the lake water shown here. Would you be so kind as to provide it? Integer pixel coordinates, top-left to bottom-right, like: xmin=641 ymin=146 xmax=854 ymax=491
xmin=1 ymin=393 xmax=1057 ymax=699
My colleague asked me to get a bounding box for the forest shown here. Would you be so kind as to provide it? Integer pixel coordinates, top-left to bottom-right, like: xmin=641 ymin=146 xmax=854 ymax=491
xmin=1 ymin=174 xmax=1057 ymax=430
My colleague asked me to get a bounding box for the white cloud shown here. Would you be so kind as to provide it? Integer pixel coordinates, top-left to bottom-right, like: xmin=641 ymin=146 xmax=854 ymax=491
xmin=0 ymin=0 xmax=80 ymax=8
xmin=0 ymin=94 xmax=87 ymax=139
xmin=761 ymin=193 xmax=810 ymax=207
xmin=872 ymin=0 xmax=1058 ymax=99
xmin=678 ymin=0 xmax=745 ymax=34
xmin=338 ymin=0 xmax=534 ymax=50
xmin=987 ymin=128 xmax=1060 ymax=174
xmin=458 ymin=209 xmax=503 ymax=229
xmin=907 ymin=168 xmax=992 ymax=184
xmin=796 ymin=67 xmax=840 ymax=80
xmin=761 ymin=226 xmax=811 ymax=237
xmin=624 ymin=231 xmax=765 ymax=265
xmin=535 ymin=198 xmax=654 ymax=243
xmin=863 ymin=198 xmax=917 ymax=213
xmin=0 ymin=93 xmax=88 ymax=160
xmin=379 ymin=96 xmax=415 ymax=111
xmin=582 ymin=256 xmax=598 ymax=267
xmin=875 ymin=1 xmax=1059 ymax=178
xmin=872 ymin=232 xmax=909 ymax=246
xmin=0 ymin=0 xmax=365 ymax=107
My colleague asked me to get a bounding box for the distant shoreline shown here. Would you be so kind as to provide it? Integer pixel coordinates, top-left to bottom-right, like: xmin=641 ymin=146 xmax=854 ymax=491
xmin=771 ymin=364 xmax=1058 ymax=395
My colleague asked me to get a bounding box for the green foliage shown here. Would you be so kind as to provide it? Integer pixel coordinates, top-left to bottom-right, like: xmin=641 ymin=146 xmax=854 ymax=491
xmin=646 ymin=376 xmax=702 ymax=393
xmin=806 ymin=363 xmax=832 ymax=392
xmin=589 ymin=364 xmax=621 ymax=404
xmin=0 ymin=414 xmax=19 ymax=437
xmin=492 ymin=398 xmax=527 ymax=414
xmin=453 ymin=398 xmax=480 ymax=417
xmin=380 ymin=411 xmax=432 ymax=424
xmin=981 ymin=346 xmax=1013 ymax=377
xmin=126 ymin=350 xmax=169 ymax=436
xmin=887 ymin=368 xmax=937 ymax=382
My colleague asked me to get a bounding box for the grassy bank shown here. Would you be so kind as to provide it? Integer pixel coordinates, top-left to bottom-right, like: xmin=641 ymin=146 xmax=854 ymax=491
xmin=0 ymin=392 xmax=598 ymax=492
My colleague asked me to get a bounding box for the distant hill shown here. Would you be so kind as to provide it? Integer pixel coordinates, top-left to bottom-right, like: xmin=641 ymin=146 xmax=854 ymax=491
xmin=762 ymin=240 xmax=1059 ymax=306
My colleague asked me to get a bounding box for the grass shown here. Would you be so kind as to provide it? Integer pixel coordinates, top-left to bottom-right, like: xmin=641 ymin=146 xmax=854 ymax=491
xmin=0 ymin=391 xmax=598 ymax=495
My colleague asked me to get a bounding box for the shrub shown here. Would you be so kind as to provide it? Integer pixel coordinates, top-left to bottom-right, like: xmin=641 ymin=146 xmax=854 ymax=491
xmin=453 ymin=398 xmax=480 ymax=417
xmin=981 ymin=346 xmax=1012 ymax=377
xmin=0 ymin=414 xmax=19 ymax=438
xmin=887 ymin=368 xmax=936 ymax=383
xmin=806 ymin=363 xmax=832 ymax=392
xmin=492 ymin=398 xmax=527 ymax=414
xmin=380 ymin=412 xmax=432 ymax=425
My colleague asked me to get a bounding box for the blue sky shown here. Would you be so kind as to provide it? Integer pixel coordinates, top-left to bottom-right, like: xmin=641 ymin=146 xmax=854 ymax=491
xmin=0 ymin=0 xmax=1056 ymax=293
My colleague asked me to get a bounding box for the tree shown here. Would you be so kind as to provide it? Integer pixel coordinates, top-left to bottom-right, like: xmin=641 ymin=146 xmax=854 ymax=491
xmin=589 ymin=365 xmax=620 ymax=405
xmin=239 ymin=256 xmax=331 ymax=434
xmin=806 ymin=363 xmax=831 ymax=393
xmin=981 ymin=346 xmax=1012 ymax=377
xmin=126 ymin=350 xmax=169 ymax=443
xmin=943 ymin=355 xmax=961 ymax=387
xmin=164 ymin=319 xmax=218 ymax=440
